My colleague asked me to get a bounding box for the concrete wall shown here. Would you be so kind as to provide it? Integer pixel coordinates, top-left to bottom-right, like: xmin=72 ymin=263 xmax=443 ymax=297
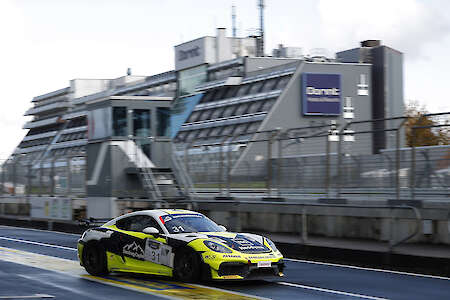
xmin=200 ymin=202 xmax=450 ymax=245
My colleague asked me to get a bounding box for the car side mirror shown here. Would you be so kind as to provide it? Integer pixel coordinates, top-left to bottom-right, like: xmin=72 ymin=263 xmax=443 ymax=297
xmin=143 ymin=227 xmax=159 ymax=236
xmin=219 ymin=225 xmax=227 ymax=232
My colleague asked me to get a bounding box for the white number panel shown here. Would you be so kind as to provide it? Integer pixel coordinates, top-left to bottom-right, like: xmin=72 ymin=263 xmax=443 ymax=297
xmin=144 ymin=239 xmax=173 ymax=267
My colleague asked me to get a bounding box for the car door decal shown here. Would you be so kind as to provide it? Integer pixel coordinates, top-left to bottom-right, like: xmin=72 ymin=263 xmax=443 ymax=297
xmin=145 ymin=239 xmax=174 ymax=267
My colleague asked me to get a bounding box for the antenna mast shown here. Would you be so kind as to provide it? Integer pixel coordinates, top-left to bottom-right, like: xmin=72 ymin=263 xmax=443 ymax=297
xmin=257 ymin=0 xmax=265 ymax=57
xmin=232 ymin=4 xmax=237 ymax=38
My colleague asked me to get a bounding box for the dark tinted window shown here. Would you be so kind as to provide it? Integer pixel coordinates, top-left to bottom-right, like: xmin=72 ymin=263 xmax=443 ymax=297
xmin=187 ymin=111 xmax=201 ymax=123
xmin=275 ymin=76 xmax=291 ymax=89
xmin=261 ymin=99 xmax=276 ymax=112
xmin=247 ymin=101 xmax=263 ymax=114
xmin=236 ymin=84 xmax=251 ymax=97
xmin=234 ymin=103 xmax=249 ymax=115
xmin=161 ymin=214 xmax=223 ymax=234
xmin=209 ymin=126 xmax=223 ymax=137
xmin=210 ymin=107 xmax=225 ymax=119
xmin=113 ymin=107 xmax=127 ymax=136
xmin=222 ymin=105 xmax=237 ymax=117
xmin=261 ymin=78 xmax=279 ymax=92
xmin=116 ymin=215 xmax=163 ymax=233
xmin=198 ymin=109 xmax=213 ymax=121
xmin=222 ymin=86 xmax=239 ymax=99
xmin=248 ymin=81 xmax=263 ymax=94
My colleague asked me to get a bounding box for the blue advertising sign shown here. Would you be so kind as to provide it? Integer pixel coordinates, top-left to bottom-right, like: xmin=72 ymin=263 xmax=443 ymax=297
xmin=302 ymin=73 xmax=341 ymax=116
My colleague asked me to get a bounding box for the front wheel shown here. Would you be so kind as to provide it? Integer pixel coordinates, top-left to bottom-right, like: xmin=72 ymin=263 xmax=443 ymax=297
xmin=82 ymin=242 xmax=109 ymax=276
xmin=173 ymin=248 xmax=201 ymax=282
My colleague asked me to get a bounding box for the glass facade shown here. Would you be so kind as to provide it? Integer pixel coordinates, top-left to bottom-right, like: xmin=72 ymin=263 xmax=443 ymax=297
xmin=178 ymin=65 xmax=207 ymax=96
xmin=170 ymin=93 xmax=203 ymax=137
xmin=133 ymin=109 xmax=151 ymax=137
xmin=113 ymin=107 xmax=127 ymax=136
xmin=157 ymin=107 xmax=171 ymax=137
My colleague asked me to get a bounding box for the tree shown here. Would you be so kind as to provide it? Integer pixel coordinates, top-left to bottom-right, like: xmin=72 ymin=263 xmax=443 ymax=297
xmin=405 ymin=101 xmax=449 ymax=147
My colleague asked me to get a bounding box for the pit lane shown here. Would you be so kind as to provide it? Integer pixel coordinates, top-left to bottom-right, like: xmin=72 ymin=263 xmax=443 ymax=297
xmin=0 ymin=226 xmax=449 ymax=300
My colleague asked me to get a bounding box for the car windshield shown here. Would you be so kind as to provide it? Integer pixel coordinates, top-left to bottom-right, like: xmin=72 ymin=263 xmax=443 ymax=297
xmin=160 ymin=214 xmax=223 ymax=234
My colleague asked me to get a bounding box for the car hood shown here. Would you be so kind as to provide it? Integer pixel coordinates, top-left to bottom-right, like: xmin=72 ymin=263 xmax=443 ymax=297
xmin=168 ymin=232 xmax=271 ymax=254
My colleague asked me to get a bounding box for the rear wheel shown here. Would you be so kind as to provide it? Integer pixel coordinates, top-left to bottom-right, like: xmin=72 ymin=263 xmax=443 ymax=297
xmin=173 ymin=248 xmax=201 ymax=282
xmin=82 ymin=242 xmax=109 ymax=276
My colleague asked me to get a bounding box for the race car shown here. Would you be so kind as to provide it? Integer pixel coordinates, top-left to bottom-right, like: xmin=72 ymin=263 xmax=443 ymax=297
xmin=77 ymin=209 xmax=284 ymax=281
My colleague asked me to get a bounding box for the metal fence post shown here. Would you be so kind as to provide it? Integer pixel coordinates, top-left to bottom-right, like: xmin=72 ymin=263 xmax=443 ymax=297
xmin=67 ymin=156 xmax=72 ymax=196
xmin=219 ymin=141 xmax=224 ymax=196
xmin=267 ymin=133 xmax=273 ymax=196
xmin=325 ymin=136 xmax=330 ymax=197
xmin=302 ymin=207 xmax=308 ymax=243
xmin=26 ymin=163 xmax=31 ymax=197
xmin=39 ymin=161 xmax=44 ymax=196
xmin=410 ymin=128 xmax=416 ymax=200
xmin=226 ymin=141 xmax=232 ymax=197
xmin=277 ymin=133 xmax=283 ymax=197
xmin=50 ymin=158 xmax=56 ymax=196
xmin=12 ymin=160 xmax=17 ymax=196
xmin=0 ymin=161 xmax=4 ymax=196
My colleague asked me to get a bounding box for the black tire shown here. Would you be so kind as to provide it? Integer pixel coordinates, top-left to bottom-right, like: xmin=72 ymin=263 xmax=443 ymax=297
xmin=173 ymin=248 xmax=201 ymax=282
xmin=82 ymin=242 xmax=109 ymax=276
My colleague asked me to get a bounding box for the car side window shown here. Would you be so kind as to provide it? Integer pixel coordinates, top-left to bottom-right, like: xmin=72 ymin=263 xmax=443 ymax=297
xmin=116 ymin=215 xmax=162 ymax=233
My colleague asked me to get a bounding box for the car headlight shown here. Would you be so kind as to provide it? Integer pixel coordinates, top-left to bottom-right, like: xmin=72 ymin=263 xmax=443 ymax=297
xmin=203 ymin=240 xmax=232 ymax=253
xmin=265 ymin=238 xmax=278 ymax=251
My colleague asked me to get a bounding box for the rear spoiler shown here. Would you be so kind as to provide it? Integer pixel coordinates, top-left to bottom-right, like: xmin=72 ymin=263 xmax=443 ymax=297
xmin=79 ymin=217 xmax=112 ymax=228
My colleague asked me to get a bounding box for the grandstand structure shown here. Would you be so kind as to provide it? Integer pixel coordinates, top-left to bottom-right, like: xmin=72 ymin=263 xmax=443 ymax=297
xmin=4 ymin=29 xmax=405 ymax=216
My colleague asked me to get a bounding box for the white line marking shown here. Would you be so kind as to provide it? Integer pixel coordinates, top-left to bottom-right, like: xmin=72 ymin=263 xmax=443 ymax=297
xmin=190 ymin=283 xmax=270 ymax=300
xmin=18 ymin=275 xmax=96 ymax=298
xmin=0 ymin=225 xmax=81 ymax=237
xmin=285 ymin=258 xmax=450 ymax=281
xmin=0 ymin=237 xmax=77 ymax=251
xmin=0 ymin=294 xmax=54 ymax=299
xmin=277 ymin=282 xmax=389 ymax=300
xmin=81 ymin=276 xmax=180 ymax=300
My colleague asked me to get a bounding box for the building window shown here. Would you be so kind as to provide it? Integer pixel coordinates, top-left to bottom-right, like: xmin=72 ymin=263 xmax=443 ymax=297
xmin=209 ymin=126 xmax=223 ymax=137
xmin=157 ymin=107 xmax=170 ymax=137
xmin=113 ymin=107 xmax=127 ymax=136
xmin=236 ymin=84 xmax=251 ymax=97
xmin=133 ymin=109 xmax=151 ymax=138
xmin=222 ymin=105 xmax=237 ymax=117
xmin=222 ymin=86 xmax=239 ymax=99
xmin=198 ymin=109 xmax=213 ymax=121
xmin=275 ymin=76 xmax=291 ymax=89
xmin=248 ymin=81 xmax=264 ymax=94
xmin=247 ymin=101 xmax=263 ymax=114
xmin=234 ymin=103 xmax=250 ymax=116
xmin=233 ymin=123 xmax=249 ymax=136
xmin=221 ymin=125 xmax=236 ymax=136
xmin=178 ymin=65 xmax=207 ymax=96
xmin=210 ymin=107 xmax=225 ymax=120
xmin=261 ymin=98 xmax=276 ymax=112
xmin=261 ymin=77 xmax=279 ymax=92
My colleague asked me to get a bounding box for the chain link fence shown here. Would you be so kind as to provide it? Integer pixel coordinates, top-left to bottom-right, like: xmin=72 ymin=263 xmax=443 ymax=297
xmin=1 ymin=113 xmax=449 ymax=200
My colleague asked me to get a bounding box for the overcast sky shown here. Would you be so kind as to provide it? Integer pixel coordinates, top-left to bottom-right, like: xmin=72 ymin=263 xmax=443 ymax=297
xmin=0 ymin=0 xmax=449 ymax=158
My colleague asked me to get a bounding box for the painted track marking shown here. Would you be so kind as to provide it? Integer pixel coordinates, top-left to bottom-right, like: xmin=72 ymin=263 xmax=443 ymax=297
xmin=285 ymin=258 xmax=450 ymax=281
xmin=0 ymin=236 xmax=77 ymax=251
xmin=0 ymin=295 xmax=54 ymax=299
xmin=277 ymin=282 xmax=389 ymax=300
xmin=0 ymin=246 xmax=264 ymax=300
xmin=0 ymin=225 xmax=81 ymax=237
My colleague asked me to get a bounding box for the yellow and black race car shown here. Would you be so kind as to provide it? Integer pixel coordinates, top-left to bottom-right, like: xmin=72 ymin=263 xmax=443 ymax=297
xmin=78 ymin=209 xmax=284 ymax=282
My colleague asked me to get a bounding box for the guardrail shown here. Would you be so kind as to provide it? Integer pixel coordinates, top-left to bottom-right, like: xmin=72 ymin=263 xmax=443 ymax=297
xmin=183 ymin=199 xmax=426 ymax=252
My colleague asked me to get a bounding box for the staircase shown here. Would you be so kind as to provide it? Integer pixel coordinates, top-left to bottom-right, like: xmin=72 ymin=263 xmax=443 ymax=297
xmin=138 ymin=167 xmax=187 ymax=203
xmin=121 ymin=140 xmax=194 ymax=203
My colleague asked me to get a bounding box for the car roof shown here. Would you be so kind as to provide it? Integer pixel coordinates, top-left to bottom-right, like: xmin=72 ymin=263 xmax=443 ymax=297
xmin=104 ymin=209 xmax=201 ymax=226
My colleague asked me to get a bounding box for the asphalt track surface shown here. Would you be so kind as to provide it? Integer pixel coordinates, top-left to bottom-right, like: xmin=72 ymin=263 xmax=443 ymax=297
xmin=0 ymin=226 xmax=449 ymax=300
